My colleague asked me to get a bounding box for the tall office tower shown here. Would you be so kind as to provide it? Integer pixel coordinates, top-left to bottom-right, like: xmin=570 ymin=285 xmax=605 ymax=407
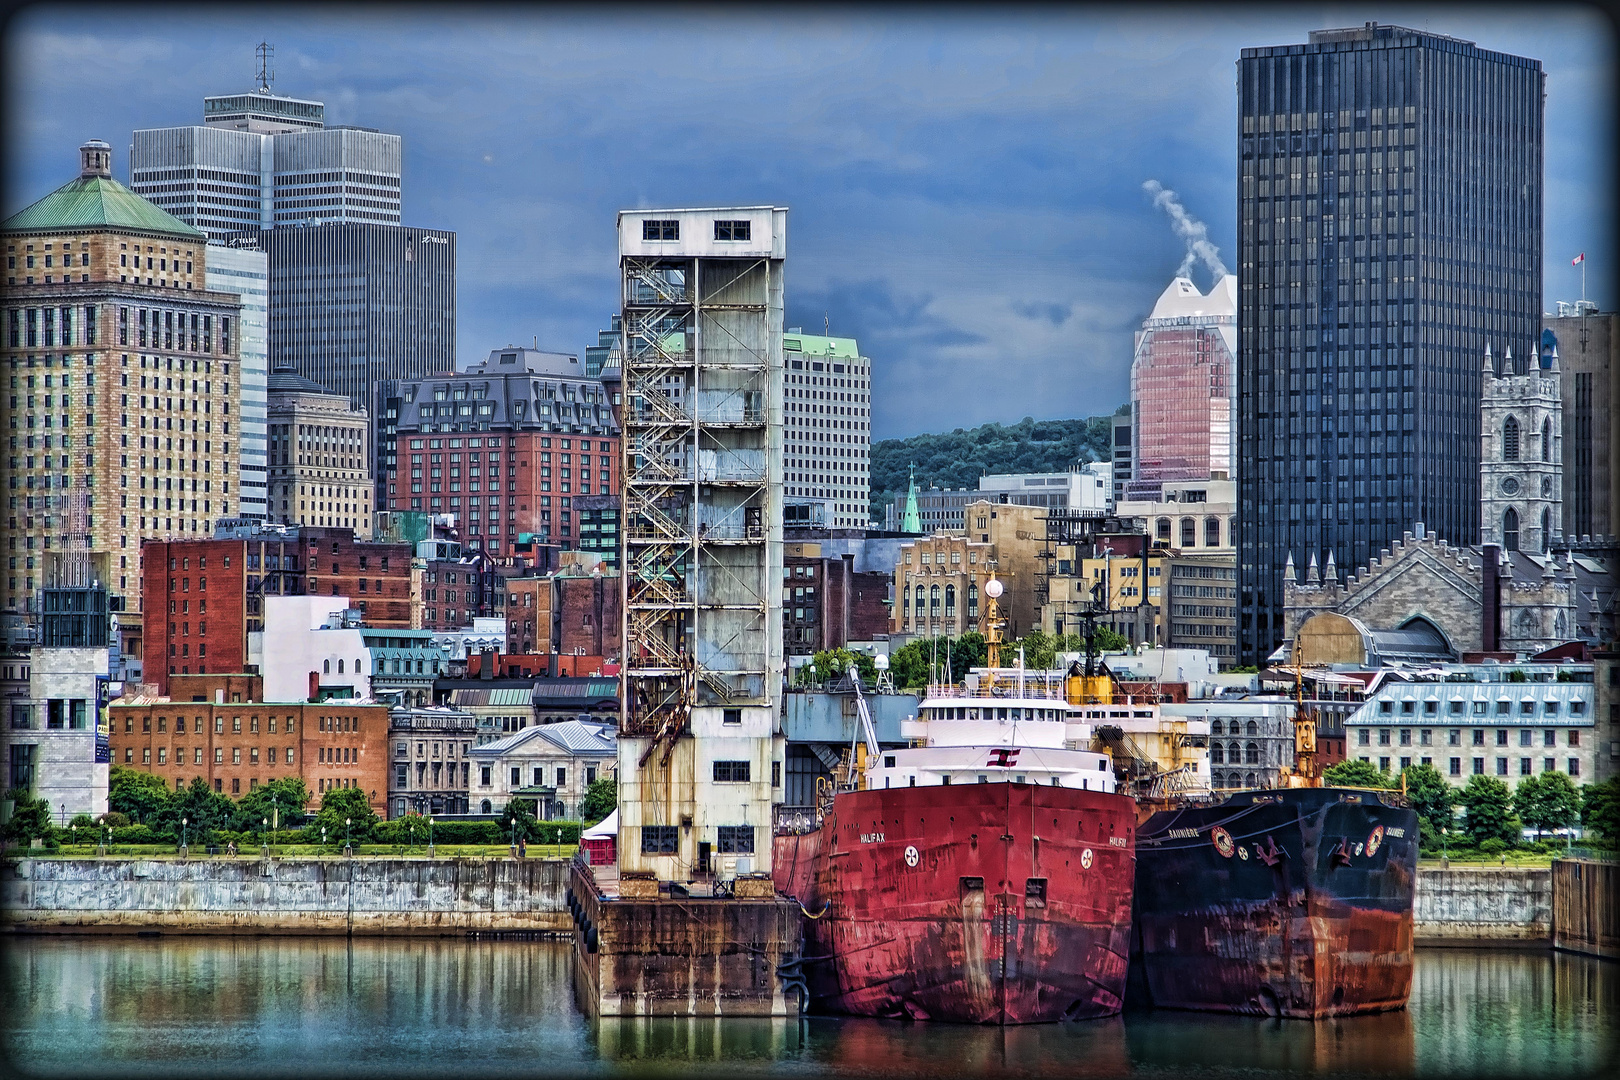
xmin=1543 ymin=309 xmax=1616 ymax=539
xmin=130 ymin=89 xmax=402 ymax=241
xmin=205 ymin=240 xmax=268 ymax=518
xmin=255 ymin=222 xmax=456 ymax=506
xmin=783 ymin=331 xmax=871 ymax=527
xmin=382 ymin=346 xmax=620 ymax=558
xmin=617 ymin=207 xmax=787 ymax=880
xmin=1 ymin=141 xmax=244 ymax=657
xmin=1128 ymin=274 xmax=1238 ymax=501
xmin=1235 ymin=23 xmax=1544 ymax=664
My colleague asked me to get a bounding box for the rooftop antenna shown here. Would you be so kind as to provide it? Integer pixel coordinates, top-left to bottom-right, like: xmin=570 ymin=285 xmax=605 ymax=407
xmin=256 ymin=41 xmax=274 ymax=94
xmin=824 ymin=312 xmax=830 ymax=337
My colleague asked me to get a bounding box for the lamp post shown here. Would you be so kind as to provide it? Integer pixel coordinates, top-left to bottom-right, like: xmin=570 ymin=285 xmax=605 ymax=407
xmin=428 ymin=815 xmax=435 ymax=859
xmin=345 ymin=816 xmax=352 ymax=858
xmin=180 ymin=816 xmax=188 ymax=857
xmin=261 ymin=816 xmax=269 ymax=857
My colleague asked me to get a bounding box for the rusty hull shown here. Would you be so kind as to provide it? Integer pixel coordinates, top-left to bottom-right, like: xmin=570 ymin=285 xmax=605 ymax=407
xmin=773 ymin=782 xmax=1137 ymax=1024
xmin=1134 ymin=788 xmax=1418 ymax=1019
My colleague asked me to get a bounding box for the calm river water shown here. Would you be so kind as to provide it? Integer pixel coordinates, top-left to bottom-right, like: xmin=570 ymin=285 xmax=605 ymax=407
xmin=3 ymin=938 xmax=1614 ymax=1079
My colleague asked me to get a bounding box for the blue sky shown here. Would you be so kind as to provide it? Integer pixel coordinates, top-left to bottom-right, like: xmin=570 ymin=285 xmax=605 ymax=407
xmin=5 ymin=4 xmax=1612 ymax=439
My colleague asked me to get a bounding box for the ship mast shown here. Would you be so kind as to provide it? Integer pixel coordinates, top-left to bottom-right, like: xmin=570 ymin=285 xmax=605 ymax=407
xmin=1288 ymin=635 xmax=1321 ymax=787
xmin=982 ymin=577 xmax=1005 ymax=675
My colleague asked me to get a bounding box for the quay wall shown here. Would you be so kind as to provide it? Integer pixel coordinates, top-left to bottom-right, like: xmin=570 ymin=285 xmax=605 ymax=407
xmin=1 ymin=857 xmax=569 ymax=935
xmin=1413 ymin=866 xmax=1550 ymax=947
xmin=1552 ymin=858 xmax=1618 ymax=960
xmin=0 ymin=860 xmax=1586 ymax=950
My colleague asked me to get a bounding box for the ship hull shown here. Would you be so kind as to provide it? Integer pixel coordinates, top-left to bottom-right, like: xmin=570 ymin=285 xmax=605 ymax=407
xmin=774 ymin=782 xmax=1137 ymax=1024
xmin=1134 ymin=788 xmax=1418 ymax=1019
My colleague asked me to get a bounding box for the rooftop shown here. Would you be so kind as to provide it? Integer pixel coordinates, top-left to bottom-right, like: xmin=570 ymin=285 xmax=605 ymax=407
xmin=4 ymin=174 xmax=205 ymax=239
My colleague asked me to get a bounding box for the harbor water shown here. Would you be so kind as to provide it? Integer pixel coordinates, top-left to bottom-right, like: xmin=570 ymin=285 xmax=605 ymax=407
xmin=3 ymin=938 xmax=1613 ymax=1078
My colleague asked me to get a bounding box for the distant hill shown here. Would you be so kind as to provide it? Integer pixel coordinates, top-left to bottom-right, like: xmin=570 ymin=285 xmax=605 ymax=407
xmin=869 ymin=411 xmax=1123 ymax=523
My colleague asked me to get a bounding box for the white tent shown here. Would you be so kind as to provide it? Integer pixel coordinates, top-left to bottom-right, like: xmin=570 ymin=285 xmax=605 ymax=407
xmin=582 ymin=809 xmax=617 ymax=839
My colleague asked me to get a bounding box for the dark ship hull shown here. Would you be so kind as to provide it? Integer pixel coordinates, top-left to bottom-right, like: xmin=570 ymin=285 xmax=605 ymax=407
xmin=1134 ymin=787 xmax=1418 ymax=1018
xmin=773 ymin=782 xmax=1137 ymax=1024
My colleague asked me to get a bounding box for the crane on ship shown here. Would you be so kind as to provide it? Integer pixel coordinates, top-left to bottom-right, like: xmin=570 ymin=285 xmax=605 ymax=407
xmin=1276 ymin=635 xmax=1323 ymax=788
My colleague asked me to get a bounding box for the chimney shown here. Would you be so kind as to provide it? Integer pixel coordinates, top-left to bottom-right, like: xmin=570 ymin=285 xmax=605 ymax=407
xmin=481 ymin=647 xmax=495 ymax=680
xmin=308 ymin=670 xmax=320 ymax=702
xmin=1482 ymin=544 xmax=1501 ymax=653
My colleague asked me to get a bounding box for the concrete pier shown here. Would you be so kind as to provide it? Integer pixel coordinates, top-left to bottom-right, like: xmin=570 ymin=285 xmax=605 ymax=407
xmin=568 ymin=860 xmax=804 ymax=1017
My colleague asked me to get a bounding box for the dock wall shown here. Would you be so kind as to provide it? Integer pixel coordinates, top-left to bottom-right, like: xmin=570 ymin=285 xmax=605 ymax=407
xmin=1 ymin=857 xmax=569 ymax=935
xmin=1413 ymin=866 xmax=1550 ymax=947
xmin=1551 ymin=858 xmax=1618 ymax=960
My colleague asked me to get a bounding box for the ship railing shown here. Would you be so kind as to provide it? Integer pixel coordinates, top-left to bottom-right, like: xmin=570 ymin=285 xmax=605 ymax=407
xmin=923 ymin=679 xmax=1070 ymax=701
xmin=773 ymin=804 xmax=821 ymax=836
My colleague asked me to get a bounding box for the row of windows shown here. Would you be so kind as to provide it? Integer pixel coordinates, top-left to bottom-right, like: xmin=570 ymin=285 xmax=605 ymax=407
xmin=1363 ymin=755 xmax=1583 ymax=779
xmin=639 ymin=219 xmax=753 ymax=242
xmin=1359 ymin=727 xmax=1581 ymax=747
xmin=126 ymin=745 xmax=294 ymax=766
xmin=640 ymin=825 xmax=754 ymax=854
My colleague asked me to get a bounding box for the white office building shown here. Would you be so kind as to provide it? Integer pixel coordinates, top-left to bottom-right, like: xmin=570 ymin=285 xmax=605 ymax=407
xmin=784 ymin=331 xmax=871 ymax=528
xmin=130 ymin=89 xmax=402 ymax=241
xmin=206 ymin=240 xmax=269 ymax=518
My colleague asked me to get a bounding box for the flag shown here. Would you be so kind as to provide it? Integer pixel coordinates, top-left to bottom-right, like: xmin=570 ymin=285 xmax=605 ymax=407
xmin=1573 ymin=253 xmax=1585 ymax=265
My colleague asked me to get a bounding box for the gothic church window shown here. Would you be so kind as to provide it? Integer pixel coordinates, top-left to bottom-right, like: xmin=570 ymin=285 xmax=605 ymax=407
xmin=1502 ymin=417 xmax=1520 ymax=461
xmin=1503 ymin=508 xmax=1519 ymax=551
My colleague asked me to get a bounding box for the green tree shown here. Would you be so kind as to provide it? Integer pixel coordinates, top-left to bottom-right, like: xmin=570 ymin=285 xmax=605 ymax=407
xmin=796 ymin=647 xmax=877 ymax=688
xmin=1011 ymin=629 xmax=1058 ymax=671
xmin=1323 ymin=759 xmax=1393 ymax=789
xmin=307 ymin=786 xmax=380 ymax=845
xmin=887 ymin=634 xmax=988 ymax=690
xmin=107 ymin=765 xmax=174 ymax=825
xmin=2 ymin=789 xmax=53 ymax=843
xmin=581 ymin=777 xmax=617 ymax=825
xmin=1397 ymin=763 xmax=1457 ymax=835
xmin=1512 ymin=771 xmax=1581 ymax=839
xmin=164 ymin=778 xmax=235 ymax=845
xmin=68 ymin=813 xmax=96 ymax=832
xmin=233 ymin=777 xmax=313 ymax=834
xmin=500 ymin=798 xmax=543 ymax=843
xmin=1458 ymin=774 xmax=1516 ymax=845
xmin=1580 ymin=776 xmax=1620 ymax=840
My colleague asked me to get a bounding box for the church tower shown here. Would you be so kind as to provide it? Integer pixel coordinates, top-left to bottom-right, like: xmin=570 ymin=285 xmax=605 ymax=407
xmin=1480 ymin=341 xmax=1563 ymax=552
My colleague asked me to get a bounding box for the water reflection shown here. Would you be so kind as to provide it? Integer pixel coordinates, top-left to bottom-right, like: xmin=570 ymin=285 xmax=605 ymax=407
xmin=4 ymin=940 xmax=1614 ymax=1078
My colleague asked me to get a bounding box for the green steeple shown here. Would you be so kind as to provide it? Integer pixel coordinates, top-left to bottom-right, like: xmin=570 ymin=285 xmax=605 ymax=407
xmin=2 ymin=140 xmax=204 ymax=239
xmin=902 ymin=463 xmax=922 ymax=534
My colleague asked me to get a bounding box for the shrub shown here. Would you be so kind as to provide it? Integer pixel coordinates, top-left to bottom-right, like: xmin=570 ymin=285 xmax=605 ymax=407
xmin=1478 ymin=838 xmax=1509 ymax=856
xmin=108 ymin=825 xmax=161 ymax=844
xmin=98 ymin=811 xmax=130 ymax=828
xmin=69 ymin=813 xmax=97 ymax=832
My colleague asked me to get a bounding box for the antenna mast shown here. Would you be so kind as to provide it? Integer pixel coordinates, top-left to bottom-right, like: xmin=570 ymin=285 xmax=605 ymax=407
xmin=256 ymin=42 xmax=275 ymax=93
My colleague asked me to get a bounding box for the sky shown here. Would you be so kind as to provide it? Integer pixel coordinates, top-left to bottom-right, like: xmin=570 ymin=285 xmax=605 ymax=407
xmin=4 ymin=4 xmax=1613 ymax=440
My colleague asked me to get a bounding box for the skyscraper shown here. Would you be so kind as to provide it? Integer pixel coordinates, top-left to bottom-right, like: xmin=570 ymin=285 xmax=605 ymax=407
xmin=254 ymin=222 xmax=456 ymax=508
xmin=130 ymin=90 xmax=402 ymax=241
xmin=1235 ymin=23 xmax=1544 ymax=664
xmin=783 ymin=331 xmax=871 ymax=528
xmin=204 ymin=240 xmax=268 ymax=518
xmin=1128 ymin=274 xmax=1237 ymax=500
xmin=1 ymin=141 xmax=244 ymax=665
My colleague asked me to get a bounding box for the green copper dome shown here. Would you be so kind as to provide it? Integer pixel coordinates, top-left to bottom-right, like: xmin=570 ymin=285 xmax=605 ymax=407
xmin=3 ymin=175 xmax=204 ymax=239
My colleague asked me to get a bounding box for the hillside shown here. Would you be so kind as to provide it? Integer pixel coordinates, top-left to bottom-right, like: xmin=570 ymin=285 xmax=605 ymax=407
xmin=870 ymin=411 xmax=1123 ymax=522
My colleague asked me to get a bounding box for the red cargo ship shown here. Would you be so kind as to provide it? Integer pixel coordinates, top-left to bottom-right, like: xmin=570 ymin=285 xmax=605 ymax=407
xmin=773 ymin=665 xmax=1137 ymax=1024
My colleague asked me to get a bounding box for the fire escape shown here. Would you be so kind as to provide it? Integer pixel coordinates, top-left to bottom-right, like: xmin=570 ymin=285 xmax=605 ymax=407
xmin=621 ymin=253 xmax=773 ymax=765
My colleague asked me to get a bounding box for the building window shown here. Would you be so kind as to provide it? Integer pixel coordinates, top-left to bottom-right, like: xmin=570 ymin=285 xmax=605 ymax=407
xmin=1503 ymin=508 xmax=1519 ymax=551
xmin=716 ymin=826 xmax=755 ymax=854
xmin=641 ymin=825 xmax=678 ymax=854
xmin=642 ymin=220 xmax=678 ymax=241
xmin=1502 ymin=416 xmax=1520 ymax=461
xmin=713 ymin=760 xmax=751 ymax=782
xmin=714 ymin=220 xmax=751 ymax=241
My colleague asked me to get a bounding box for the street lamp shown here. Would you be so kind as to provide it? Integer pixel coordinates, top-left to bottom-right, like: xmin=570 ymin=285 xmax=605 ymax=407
xmin=181 ymin=816 xmax=188 ymax=850
xmin=345 ymin=817 xmax=352 ymax=853
xmin=428 ymin=815 xmax=434 ymax=854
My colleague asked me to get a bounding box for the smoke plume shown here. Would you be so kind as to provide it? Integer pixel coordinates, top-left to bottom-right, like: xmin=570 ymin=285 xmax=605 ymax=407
xmin=1142 ymin=179 xmax=1227 ymax=282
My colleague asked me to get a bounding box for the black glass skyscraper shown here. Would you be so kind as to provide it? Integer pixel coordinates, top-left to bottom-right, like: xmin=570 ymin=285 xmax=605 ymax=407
xmin=1235 ymin=23 xmax=1543 ymax=664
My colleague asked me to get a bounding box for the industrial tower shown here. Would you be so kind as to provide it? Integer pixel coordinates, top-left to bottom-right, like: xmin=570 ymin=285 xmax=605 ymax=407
xmin=617 ymin=207 xmax=788 ymax=880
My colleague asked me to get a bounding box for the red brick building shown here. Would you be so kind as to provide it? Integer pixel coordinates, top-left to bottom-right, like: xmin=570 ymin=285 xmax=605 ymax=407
xmin=140 ymin=525 xmax=414 ymax=694
xmin=109 ymin=673 xmax=389 ymax=812
xmin=380 ymin=347 xmax=620 ymax=559
xmin=784 ymin=547 xmax=892 ymax=655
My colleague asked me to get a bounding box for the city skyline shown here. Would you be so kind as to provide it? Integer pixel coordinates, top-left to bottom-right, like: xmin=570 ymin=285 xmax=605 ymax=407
xmin=5 ymin=6 xmax=1611 ymax=440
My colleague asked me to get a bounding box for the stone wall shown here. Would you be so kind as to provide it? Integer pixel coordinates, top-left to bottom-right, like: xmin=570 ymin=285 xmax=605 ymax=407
xmin=1414 ymin=866 xmax=1551 ymax=946
xmin=1 ymin=857 xmax=569 ymax=935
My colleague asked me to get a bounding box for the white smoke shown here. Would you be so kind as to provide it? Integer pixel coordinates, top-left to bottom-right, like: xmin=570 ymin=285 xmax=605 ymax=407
xmin=1142 ymin=180 xmax=1227 ymax=282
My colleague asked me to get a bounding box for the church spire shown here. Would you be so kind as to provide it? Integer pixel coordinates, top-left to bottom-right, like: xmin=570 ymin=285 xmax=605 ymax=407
xmin=901 ymin=462 xmax=922 ymax=534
